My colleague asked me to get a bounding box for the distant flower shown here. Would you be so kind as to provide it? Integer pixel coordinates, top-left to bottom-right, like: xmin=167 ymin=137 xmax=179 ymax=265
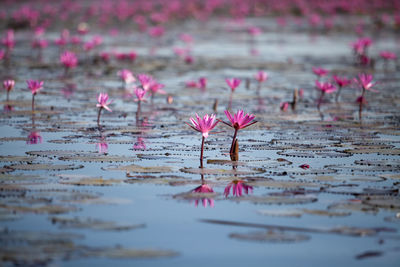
xmin=315 ymin=81 xmax=337 ymax=94
xmin=248 ymin=26 xmax=262 ymax=36
xmin=226 ymin=78 xmax=241 ymax=92
xmin=255 ymin=71 xmax=268 ymax=83
xmin=280 ymin=102 xmax=289 ymax=111
xmin=353 ymin=73 xmax=378 ymax=92
xmin=118 ymin=69 xmax=135 ymax=84
xmin=27 ymin=131 xmax=42 ymax=144
xmin=60 ymin=50 xmax=78 ymax=69
xmin=138 ymin=74 xmax=153 ymax=91
xmin=2 ymin=29 xmax=15 ymax=50
xmin=27 ymin=80 xmax=43 ymax=95
xmin=96 ymin=92 xmax=112 ymax=112
xmin=332 ymin=76 xmax=351 ymax=88
xmin=312 ymin=67 xmax=329 ymax=77
xmin=224 ymin=180 xmax=253 ymax=197
xmin=3 ymin=79 xmax=15 ymax=92
xmin=32 ymin=39 xmax=48 ymax=49
xmin=149 ymin=82 xmax=166 ymax=95
xmin=96 ymin=92 xmax=112 ymax=127
xmin=179 ymin=33 xmax=193 ymax=44
xmin=148 ymin=26 xmax=165 ymax=38
xmin=380 ymin=51 xmax=396 ymax=60
xmin=199 ymin=77 xmax=207 ymax=90
xmin=134 ymin=87 xmax=147 ymax=102
xmin=0 ymin=49 xmax=4 ymax=60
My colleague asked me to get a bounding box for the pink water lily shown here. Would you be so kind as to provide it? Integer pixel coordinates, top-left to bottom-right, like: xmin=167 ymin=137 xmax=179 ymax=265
xmin=222 ymin=110 xmax=257 ymax=155
xmin=354 ymin=73 xmax=378 ymax=121
xmin=134 ymin=87 xmax=147 ymax=102
xmin=186 ymin=113 xmax=219 ymax=168
xmin=3 ymin=79 xmax=15 ymax=100
xmin=96 ymin=92 xmax=113 ymax=127
xmin=60 ymin=51 xmax=78 ymax=73
xmin=315 ymin=81 xmax=336 ymax=94
xmin=27 ymin=80 xmax=44 ymax=112
xmin=312 ymin=67 xmax=329 ymax=77
xmin=226 ymin=78 xmax=241 ymax=92
xmin=333 ymin=76 xmax=351 ymax=102
xmin=354 ymin=73 xmax=378 ymax=92
xmin=27 ymin=80 xmax=43 ymax=95
xmin=138 ymin=74 xmax=153 ymax=91
xmin=118 ymin=69 xmax=136 ymax=84
xmin=315 ymin=80 xmax=336 ymax=110
xmin=380 ymin=51 xmax=396 ymax=60
xmin=255 ymin=71 xmax=268 ymax=83
xmin=133 ymin=137 xmax=146 ymax=150
xmin=224 ymin=180 xmax=253 ymax=197
xmin=280 ymin=101 xmax=289 ymax=111
xmin=192 ymin=184 xmax=214 ymax=207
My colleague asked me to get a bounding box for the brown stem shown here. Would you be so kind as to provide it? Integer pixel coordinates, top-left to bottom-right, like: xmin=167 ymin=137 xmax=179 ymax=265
xmin=200 ymin=136 xmax=205 ymax=168
xmin=6 ymin=90 xmax=9 ymax=101
xmin=230 ymin=129 xmax=238 ymax=154
xmin=97 ymin=107 xmax=102 ymax=128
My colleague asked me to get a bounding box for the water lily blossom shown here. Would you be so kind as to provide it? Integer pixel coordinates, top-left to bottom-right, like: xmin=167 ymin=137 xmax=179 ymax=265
xmin=27 ymin=80 xmax=44 ymax=111
xmin=3 ymin=79 xmax=15 ymax=100
xmin=96 ymin=93 xmax=113 ymax=127
xmin=118 ymin=69 xmax=135 ymax=85
xmin=226 ymin=78 xmax=241 ymax=92
xmin=224 ymin=180 xmax=253 ymax=197
xmin=315 ymin=80 xmax=336 ymax=109
xmin=60 ymin=50 xmax=78 ymax=74
xmin=380 ymin=51 xmax=396 ymax=61
xmin=333 ymin=76 xmax=351 ymax=102
xmin=255 ymin=71 xmax=268 ymax=83
xmin=312 ymin=67 xmax=329 ymax=78
xmin=222 ymin=110 xmax=257 ymax=155
xmin=186 ymin=113 xmax=219 ymax=168
xmin=353 ymin=73 xmax=378 ymax=120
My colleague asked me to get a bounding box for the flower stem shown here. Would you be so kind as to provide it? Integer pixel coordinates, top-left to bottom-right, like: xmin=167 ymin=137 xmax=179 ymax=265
xmin=6 ymin=90 xmax=9 ymax=101
xmin=200 ymin=136 xmax=205 ymax=168
xmin=31 ymin=94 xmax=35 ymax=112
xmin=97 ymin=107 xmax=103 ymax=128
xmin=230 ymin=129 xmax=238 ymax=154
xmin=317 ymin=91 xmax=325 ymax=111
xmin=335 ymin=85 xmax=342 ymax=102
xmin=228 ymin=92 xmax=233 ymax=110
xmin=359 ymin=88 xmax=365 ymax=121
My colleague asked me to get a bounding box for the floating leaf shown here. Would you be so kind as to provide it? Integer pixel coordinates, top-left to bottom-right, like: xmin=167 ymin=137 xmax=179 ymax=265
xmin=4 ymin=163 xmax=84 ymax=171
xmin=107 ymin=164 xmax=173 ymax=173
xmin=180 ymin=167 xmax=265 ymax=175
xmin=229 ymin=230 xmax=310 ymax=243
xmin=50 ymin=216 xmax=145 ymax=231
xmin=58 ymin=174 xmax=123 ymax=186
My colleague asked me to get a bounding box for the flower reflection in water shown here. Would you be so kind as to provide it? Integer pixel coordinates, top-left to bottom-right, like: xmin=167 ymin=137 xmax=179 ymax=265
xmin=27 ymin=131 xmax=42 ymax=144
xmin=224 ymin=180 xmax=253 ymax=197
xmin=133 ymin=137 xmax=146 ymax=150
xmin=192 ymin=183 xmax=215 ymax=208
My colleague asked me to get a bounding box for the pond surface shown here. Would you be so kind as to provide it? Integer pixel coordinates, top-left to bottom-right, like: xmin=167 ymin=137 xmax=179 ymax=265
xmin=1 ymin=7 xmax=400 ymax=267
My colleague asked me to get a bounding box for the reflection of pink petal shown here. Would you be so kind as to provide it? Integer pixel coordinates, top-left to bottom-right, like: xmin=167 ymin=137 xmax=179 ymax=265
xmin=27 ymin=132 xmax=42 ymax=144
xmin=96 ymin=142 xmax=108 ymax=153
